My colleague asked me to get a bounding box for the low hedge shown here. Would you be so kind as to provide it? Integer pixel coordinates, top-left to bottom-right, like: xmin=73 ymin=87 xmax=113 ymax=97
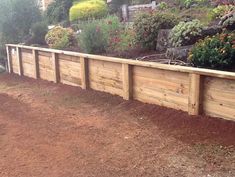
xmin=69 ymin=0 xmax=108 ymax=21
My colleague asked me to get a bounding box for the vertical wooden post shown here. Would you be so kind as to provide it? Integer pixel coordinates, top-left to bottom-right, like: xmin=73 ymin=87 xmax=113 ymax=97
xmin=122 ymin=63 xmax=132 ymax=100
xmin=188 ymin=73 xmax=201 ymax=115
xmin=80 ymin=57 xmax=89 ymax=89
xmin=32 ymin=49 xmax=39 ymax=79
xmin=52 ymin=52 xmax=60 ymax=83
xmin=16 ymin=47 xmax=23 ymax=76
xmin=6 ymin=46 xmax=12 ymax=73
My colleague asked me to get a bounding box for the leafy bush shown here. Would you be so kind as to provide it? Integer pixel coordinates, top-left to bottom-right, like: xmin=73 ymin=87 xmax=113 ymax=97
xmin=177 ymin=0 xmax=209 ymax=8
xmin=133 ymin=12 xmax=179 ymax=49
xmin=45 ymin=26 xmax=75 ymax=49
xmin=30 ymin=22 xmax=48 ymax=45
xmin=158 ymin=2 xmax=168 ymax=10
xmin=189 ymin=32 xmax=235 ymax=70
xmin=108 ymin=26 xmax=137 ymax=52
xmin=78 ymin=15 xmax=121 ymax=54
xmin=79 ymin=21 xmax=107 ymax=54
xmin=208 ymin=5 xmax=235 ymax=20
xmin=45 ymin=0 xmax=73 ymax=24
xmin=170 ymin=19 xmax=204 ymax=47
xmin=69 ymin=0 xmax=108 ymax=21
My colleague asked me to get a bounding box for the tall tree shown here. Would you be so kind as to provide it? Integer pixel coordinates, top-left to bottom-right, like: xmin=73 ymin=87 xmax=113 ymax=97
xmin=0 ymin=0 xmax=41 ymax=60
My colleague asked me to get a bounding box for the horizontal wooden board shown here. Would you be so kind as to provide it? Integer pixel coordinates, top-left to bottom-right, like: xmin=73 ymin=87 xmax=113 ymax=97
xmin=39 ymin=68 xmax=54 ymax=82
xmin=21 ymin=48 xmax=32 ymax=54
xmin=58 ymin=54 xmax=80 ymax=63
xmin=133 ymin=66 xmax=189 ymax=111
xmin=22 ymin=62 xmax=34 ymax=78
xmin=88 ymin=59 xmax=123 ymax=96
xmin=203 ymin=77 xmax=235 ymax=120
xmin=59 ymin=59 xmax=81 ymax=86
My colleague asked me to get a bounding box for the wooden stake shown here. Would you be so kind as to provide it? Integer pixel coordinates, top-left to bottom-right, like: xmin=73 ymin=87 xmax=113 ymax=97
xmin=52 ymin=52 xmax=60 ymax=83
xmin=16 ymin=47 xmax=23 ymax=75
xmin=80 ymin=57 xmax=89 ymax=89
xmin=6 ymin=46 xmax=12 ymax=73
xmin=32 ymin=50 xmax=39 ymax=79
xmin=188 ymin=73 xmax=201 ymax=115
xmin=122 ymin=63 xmax=132 ymax=100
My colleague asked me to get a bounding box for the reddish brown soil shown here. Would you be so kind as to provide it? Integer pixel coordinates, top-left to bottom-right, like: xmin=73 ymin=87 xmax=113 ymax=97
xmin=0 ymin=74 xmax=234 ymax=177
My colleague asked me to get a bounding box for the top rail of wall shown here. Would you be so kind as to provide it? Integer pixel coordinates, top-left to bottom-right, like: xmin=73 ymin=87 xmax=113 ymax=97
xmin=6 ymin=44 xmax=235 ymax=80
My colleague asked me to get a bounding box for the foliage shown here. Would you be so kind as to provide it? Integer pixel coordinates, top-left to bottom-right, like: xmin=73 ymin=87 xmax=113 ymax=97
xmin=0 ymin=0 xmax=41 ymax=61
xmin=215 ymin=0 xmax=235 ymax=5
xmin=133 ymin=12 xmax=179 ymax=49
xmin=30 ymin=22 xmax=48 ymax=45
xmin=45 ymin=26 xmax=75 ymax=49
xmin=69 ymin=0 xmax=108 ymax=21
xmin=189 ymin=31 xmax=235 ymax=70
xmin=158 ymin=2 xmax=168 ymax=10
xmin=79 ymin=21 xmax=107 ymax=54
xmin=78 ymin=15 xmax=122 ymax=54
xmin=45 ymin=0 xmax=73 ymax=24
xmin=208 ymin=5 xmax=235 ymax=20
xmin=221 ymin=13 xmax=235 ymax=30
xmin=108 ymin=25 xmax=137 ymax=52
xmin=177 ymin=0 xmax=209 ymax=8
xmin=170 ymin=19 xmax=204 ymax=47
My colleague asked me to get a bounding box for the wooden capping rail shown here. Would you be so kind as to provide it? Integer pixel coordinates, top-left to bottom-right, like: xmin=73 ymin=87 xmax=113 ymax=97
xmin=6 ymin=44 xmax=235 ymax=80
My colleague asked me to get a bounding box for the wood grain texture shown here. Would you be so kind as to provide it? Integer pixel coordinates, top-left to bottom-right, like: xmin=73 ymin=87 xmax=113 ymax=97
xmin=188 ymin=74 xmax=201 ymax=115
xmin=89 ymin=59 xmax=123 ymax=96
xmin=122 ymin=64 xmax=132 ymax=100
xmin=6 ymin=46 xmax=12 ymax=73
xmin=59 ymin=57 xmax=81 ymax=86
xmin=80 ymin=57 xmax=89 ymax=89
xmin=133 ymin=66 xmax=189 ymax=111
xmin=11 ymin=48 xmax=19 ymax=74
xmin=38 ymin=52 xmax=54 ymax=81
xmin=6 ymin=44 xmax=235 ymax=121
xmin=6 ymin=44 xmax=235 ymax=80
xmin=203 ymin=77 xmax=235 ymax=121
xmin=21 ymin=51 xmax=34 ymax=78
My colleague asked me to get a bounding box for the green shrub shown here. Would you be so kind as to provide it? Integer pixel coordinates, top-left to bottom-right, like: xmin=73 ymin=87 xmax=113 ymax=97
xmin=208 ymin=5 xmax=235 ymax=20
xmin=133 ymin=12 xmax=179 ymax=50
xmin=30 ymin=22 xmax=48 ymax=45
xmin=170 ymin=19 xmax=204 ymax=47
xmin=158 ymin=2 xmax=168 ymax=10
xmin=79 ymin=21 xmax=107 ymax=54
xmin=69 ymin=0 xmax=108 ymax=21
xmin=108 ymin=26 xmax=137 ymax=53
xmin=177 ymin=0 xmax=209 ymax=8
xmin=45 ymin=0 xmax=73 ymax=24
xmin=78 ymin=15 xmax=121 ymax=54
xmin=189 ymin=32 xmax=235 ymax=70
xmin=45 ymin=26 xmax=75 ymax=49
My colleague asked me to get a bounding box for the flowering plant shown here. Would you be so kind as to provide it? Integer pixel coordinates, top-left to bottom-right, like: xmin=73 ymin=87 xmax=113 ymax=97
xmin=189 ymin=31 xmax=235 ymax=70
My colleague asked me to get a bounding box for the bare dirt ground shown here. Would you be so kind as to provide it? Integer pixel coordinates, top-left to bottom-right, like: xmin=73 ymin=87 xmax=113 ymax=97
xmin=0 ymin=74 xmax=234 ymax=177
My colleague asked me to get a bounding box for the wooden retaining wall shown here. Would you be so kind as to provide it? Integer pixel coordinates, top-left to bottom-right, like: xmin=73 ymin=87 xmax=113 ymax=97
xmin=6 ymin=44 xmax=235 ymax=121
